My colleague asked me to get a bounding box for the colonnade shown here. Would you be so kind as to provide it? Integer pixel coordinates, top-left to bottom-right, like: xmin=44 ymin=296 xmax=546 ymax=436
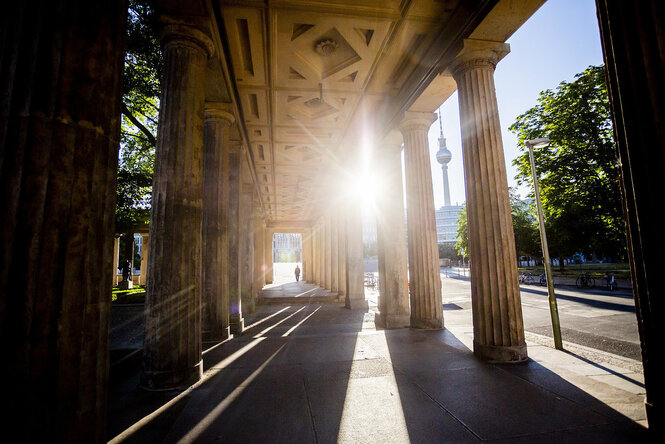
xmin=3 ymin=3 xmax=604 ymax=439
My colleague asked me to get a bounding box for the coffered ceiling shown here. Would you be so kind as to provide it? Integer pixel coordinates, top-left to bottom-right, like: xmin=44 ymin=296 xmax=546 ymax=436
xmin=213 ymin=0 xmax=494 ymax=224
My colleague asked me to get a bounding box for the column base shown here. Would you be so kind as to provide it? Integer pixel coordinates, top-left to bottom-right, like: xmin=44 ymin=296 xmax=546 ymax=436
xmin=473 ymin=340 xmax=528 ymax=363
xmin=202 ymin=327 xmax=232 ymax=343
xmin=230 ymin=316 xmax=245 ymax=335
xmin=375 ymin=312 xmax=410 ymax=329
xmin=345 ymin=298 xmax=369 ymax=310
xmin=118 ymin=280 xmax=133 ymax=290
xmin=140 ymin=360 xmax=203 ymax=391
xmin=410 ymin=317 xmax=444 ymax=330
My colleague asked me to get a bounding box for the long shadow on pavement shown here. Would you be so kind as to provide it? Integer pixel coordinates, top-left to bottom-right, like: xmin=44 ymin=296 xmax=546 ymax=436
xmin=382 ymin=328 xmax=648 ymax=442
xmin=107 ymin=299 xmax=367 ymax=443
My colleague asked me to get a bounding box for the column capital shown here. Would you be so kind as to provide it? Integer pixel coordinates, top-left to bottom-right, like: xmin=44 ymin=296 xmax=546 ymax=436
xmin=450 ymin=39 xmax=510 ymax=79
xmin=398 ymin=111 xmax=436 ymax=135
xmin=204 ymin=102 xmax=235 ymax=125
xmin=159 ymin=23 xmax=215 ymax=58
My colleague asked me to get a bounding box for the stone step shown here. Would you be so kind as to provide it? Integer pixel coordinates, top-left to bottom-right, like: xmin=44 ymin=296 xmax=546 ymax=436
xmin=258 ymin=291 xmax=341 ymax=305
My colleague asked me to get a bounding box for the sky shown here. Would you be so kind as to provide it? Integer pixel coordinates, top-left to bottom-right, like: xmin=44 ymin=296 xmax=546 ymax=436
xmin=427 ymin=0 xmax=606 ymax=208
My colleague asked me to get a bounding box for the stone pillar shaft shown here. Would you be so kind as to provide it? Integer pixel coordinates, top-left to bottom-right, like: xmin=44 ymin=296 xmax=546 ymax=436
xmin=345 ymin=202 xmax=368 ymax=309
xmin=140 ymin=233 xmax=149 ymax=286
xmin=452 ymin=39 xmax=526 ymax=362
xmin=143 ymin=24 xmax=213 ymax=389
xmin=264 ymin=229 xmax=273 ymax=284
xmin=114 ymin=236 xmax=120 ymax=286
xmin=303 ymin=229 xmax=313 ymax=282
xmin=337 ymin=219 xmax=347 ymax=297
xmin=376 ymin=143 xmax=410 ymax=328
xmin=324 ymin=218 xmax=332 ymax=289
xmin=240 ymin=182 xmax=255 ymax=314
xmin=0 ymin=2 xmax=126 ymax=440
xmin=227 ymin=143 xmax=243 ymax=334
xmin=400 ymin=112 xmax=443 ymax=329
xmin=253 ymin=204 xmax=265 ymax=295
xmin=201 ymin=106 xmax=233 ymax=342
xmin=331 ymin=215 xmax=339 ymax=292
xmin=316 ymin=223 xmax=323 ymax=286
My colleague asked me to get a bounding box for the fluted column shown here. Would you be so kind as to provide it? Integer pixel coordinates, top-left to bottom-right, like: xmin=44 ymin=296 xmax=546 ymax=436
xmin=331 ymin=215 xmax=339 ymax=292
xmin=400 ymin=112 xmax=443 ymax=329
xmin=240 ymin=182 xmax=255 ymax=314
xmin=201 ymin=104 xmax=234 ymax=342
xmin=337 ymin=216 xmax=347 ymax=298
xmin=451 ymin=39 xmax=527 ymax=362
xmin=303 ymin=229 xmax=313 ymax=282
xmin=142 ymin=24 xmax=213 ymax=389
xmin=263 ymin=229 xmax=273 ymax=284
xmin=0 ymin=2 xmax=125 ymax=440
xmin=345 ymin=201 xmax=368 ymax=309
xmin=253 ymin=200 xmax=265 ymax=295
xmin=375 ymin=141 xmax=410 ymax=328
xmin=324 ymin=217 xmax=332 ymax=289
xmin=227 ymin=142 xmax=244 ymax=334
xmin=316 ymin=223 xmax=323 ymax=286
xmin=140 ymin=233 xmax=149 ymax=286
xmin=113 ymin=236 xmax=121 ymax=286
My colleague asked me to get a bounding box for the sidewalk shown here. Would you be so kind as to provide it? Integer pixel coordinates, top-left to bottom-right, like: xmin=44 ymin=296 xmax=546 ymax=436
xmin=108 ymin=293 xmax=649 ymax=442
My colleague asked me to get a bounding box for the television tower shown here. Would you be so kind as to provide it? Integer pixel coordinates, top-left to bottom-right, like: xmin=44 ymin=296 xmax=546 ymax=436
xmin=435 ymin=109 xmax=452 ymax=206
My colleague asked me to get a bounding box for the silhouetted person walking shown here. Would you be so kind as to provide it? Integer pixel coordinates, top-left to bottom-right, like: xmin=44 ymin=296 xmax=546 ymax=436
xmin=294 ymin=265 xmax=301 ymax=282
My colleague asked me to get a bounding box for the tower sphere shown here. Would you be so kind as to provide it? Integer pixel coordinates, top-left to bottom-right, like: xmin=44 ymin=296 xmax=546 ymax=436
xmin=436 ymin=136 xmax=452 ymax=165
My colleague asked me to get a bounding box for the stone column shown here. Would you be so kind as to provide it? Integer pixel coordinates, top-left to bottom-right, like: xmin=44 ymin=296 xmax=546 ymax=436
xmin=451 ymin=39 xmax=527 ymax=362
xmin=140 ymin=233 xmax=149 ymax=286
xmin=201 ymin=104 xmax=234 ymax=342
xmin=227 ymin=142 xmax=244 ymax=334
xmin=375 ymin=141 xmax=410 ymax=328
xmin=324 ymin=217 xmax=332 ymax=289
xmin=114 ymin=236 xmax=121 ymax=286
xmin=345 ymin=201 xmax=368 ymax=309
xmin=264 ymin=229 xmax=273 ymax=284
xmin=338 ymin=218 xmax=347 ymax=298
xmin=253 ymin=200 xmax=265 ymax=296
xmin=331 ymin=215 xmax=339 ymax=292
xmin=240 ymin=182 xmax=255 ymax=314
xmin=0 ymin=3 xmax=125 ymax=440
xmin=142 ymin=23 xmax=213 ymax=389
xmin=400 ymin=112 xmax=443 ymax=329
xmin=303 ymin=229 xmax=313 ymax=282
xmin=316 ymin=222 xmax=323 ymax=286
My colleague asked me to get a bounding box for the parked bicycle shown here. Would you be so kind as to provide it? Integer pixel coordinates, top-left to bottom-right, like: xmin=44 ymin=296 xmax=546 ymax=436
xmin=519 ymin=272 xmax=540 ymax=285
xmin=576 ymin=272 xmax=595 ymax=288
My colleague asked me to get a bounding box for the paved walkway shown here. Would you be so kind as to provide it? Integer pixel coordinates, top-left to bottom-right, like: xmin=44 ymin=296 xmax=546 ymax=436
xmin=108 ymin=280 xmax=649 ymax=443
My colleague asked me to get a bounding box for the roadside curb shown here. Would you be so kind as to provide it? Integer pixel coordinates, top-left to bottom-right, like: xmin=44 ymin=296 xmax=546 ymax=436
xmin=524 ymin=330 xmax=644 ymax=374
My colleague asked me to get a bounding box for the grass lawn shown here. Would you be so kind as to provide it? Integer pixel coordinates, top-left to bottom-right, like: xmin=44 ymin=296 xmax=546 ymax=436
xmin=112 ymin=286 xmax=146 ymax=304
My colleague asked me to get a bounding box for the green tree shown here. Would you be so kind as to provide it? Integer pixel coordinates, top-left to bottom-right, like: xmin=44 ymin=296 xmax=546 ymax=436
xmin=116 ymin=0 xmax=161 ymax=233
xmin=510 ymin=189 xmax=540 ymax=265
xmin=454 ymin=204 xmax=468 ymax=260
xmin=509 ymin=65 xmax=625 ymax=264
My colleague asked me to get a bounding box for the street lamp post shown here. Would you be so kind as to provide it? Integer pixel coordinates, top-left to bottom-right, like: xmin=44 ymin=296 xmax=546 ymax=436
xmin=526 ymin=137 xmax=563 ymax=350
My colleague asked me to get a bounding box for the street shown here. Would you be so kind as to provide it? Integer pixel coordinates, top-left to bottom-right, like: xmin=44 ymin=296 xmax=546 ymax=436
xmin=437 ymin=268 xmax=642 ymax=363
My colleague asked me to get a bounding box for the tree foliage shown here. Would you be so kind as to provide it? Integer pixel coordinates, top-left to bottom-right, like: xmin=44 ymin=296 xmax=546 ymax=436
xmin=454 ymin=205 xmax=468 ymax=259
xmin=510 ymin=189 xmax=540 ymax=261
xmin=117 ymin=0 xmax=161 ymax=231
xmin=509 ymin=65 xmax=625 ymax=262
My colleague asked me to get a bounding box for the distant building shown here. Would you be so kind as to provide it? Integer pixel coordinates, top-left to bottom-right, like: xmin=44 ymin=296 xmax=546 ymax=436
xmin=273 ymin=233 xmax=302 ymax=262
xmin=435 ymin=205 xmax=463 ymax=245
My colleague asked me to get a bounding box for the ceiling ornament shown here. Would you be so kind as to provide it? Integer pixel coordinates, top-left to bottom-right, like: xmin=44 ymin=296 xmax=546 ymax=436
xmin=315 ymin=39 xmax=338 ymax=57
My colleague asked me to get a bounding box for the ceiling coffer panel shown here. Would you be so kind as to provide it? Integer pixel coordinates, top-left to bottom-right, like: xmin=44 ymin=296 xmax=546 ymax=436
xmin=221 ymin=7 xmax=266 ymax=86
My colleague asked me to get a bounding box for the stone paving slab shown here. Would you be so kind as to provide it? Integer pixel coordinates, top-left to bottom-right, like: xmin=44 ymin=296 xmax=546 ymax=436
xmin=108 ymin=300 xmax=650 ymax=443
